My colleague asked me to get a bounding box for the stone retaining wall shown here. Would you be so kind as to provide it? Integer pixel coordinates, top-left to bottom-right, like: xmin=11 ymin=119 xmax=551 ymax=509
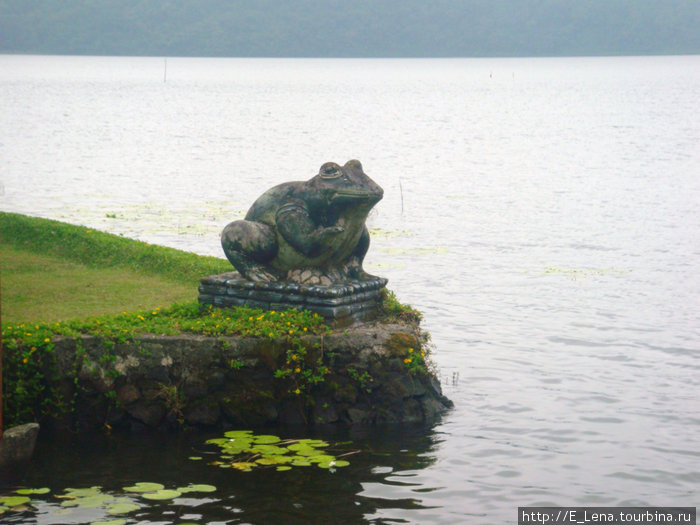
xmin=44 ymin=321 xmax=452 ymax=432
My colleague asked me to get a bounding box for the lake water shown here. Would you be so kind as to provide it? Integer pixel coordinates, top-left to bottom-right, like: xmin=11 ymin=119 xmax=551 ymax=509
xmin=1 ymin=55 xmax=699 ymax=524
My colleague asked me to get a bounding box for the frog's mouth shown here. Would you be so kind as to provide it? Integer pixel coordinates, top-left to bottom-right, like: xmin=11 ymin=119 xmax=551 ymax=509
xmin=331 ymin=189 xmax=383 ymax=203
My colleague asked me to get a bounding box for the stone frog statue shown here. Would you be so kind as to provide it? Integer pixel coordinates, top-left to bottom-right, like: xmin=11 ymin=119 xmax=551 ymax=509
xmin=221 ymin=160 xmax=384 ymax=284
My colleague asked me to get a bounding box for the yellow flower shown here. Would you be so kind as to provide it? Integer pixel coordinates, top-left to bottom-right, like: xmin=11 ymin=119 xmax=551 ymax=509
xmin=303 ymin=327 xmax=308 ymax=332
xmin=256 ymin=314 xmax=265 ymax=321
xmin=288 ymin=329 xmax=294 ymax=335
xmin=44 ymin=338 xmax=50 ymax=343
xmin=408 ymin=348 xmax=414 ymax=353
xmin=294 ymin=388 xmax=301 ymax=395
xmin=291 ymin=355 xmax=298 ymax=361
xmin=22 ymin=358 xmax=28 ymax=364
xmin=86 ymin=229 xmax=92 ymax=233
xmin=249 ymin=317 xmax=253 ymax=321
xmin=294 ymin=367 xmax=301 ymax=373
xmin=404 ymin=357 xmax=412 ymax=364
xmin=268 ymin=332 xmax=273 ymax=337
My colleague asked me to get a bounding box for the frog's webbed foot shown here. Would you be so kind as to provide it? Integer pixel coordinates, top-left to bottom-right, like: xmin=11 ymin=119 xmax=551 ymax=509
xmin=343 ymin=255 xmax=378 ymax=281
xmin=245 ymin=264 xmax=279 ymax=283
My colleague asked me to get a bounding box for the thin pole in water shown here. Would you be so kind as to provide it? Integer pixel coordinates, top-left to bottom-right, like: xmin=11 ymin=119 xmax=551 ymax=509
xmin=399 ymin=178 xmax=405 ymax=215
xmin=164 ymin=57 xmax=167 ymax=83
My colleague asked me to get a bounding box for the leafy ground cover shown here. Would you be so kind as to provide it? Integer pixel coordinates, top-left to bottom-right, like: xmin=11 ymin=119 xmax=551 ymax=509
xmin=1 ymin=302 xmax=329 ymax=427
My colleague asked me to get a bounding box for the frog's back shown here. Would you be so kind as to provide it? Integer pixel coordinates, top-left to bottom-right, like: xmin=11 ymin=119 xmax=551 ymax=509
xmin=244 ymin=181 xmax=302 ymax=225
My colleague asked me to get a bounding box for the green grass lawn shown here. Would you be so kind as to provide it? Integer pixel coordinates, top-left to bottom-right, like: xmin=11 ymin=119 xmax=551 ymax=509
xmin=0 ymin=212 xmax=231 ymax=325
xmin=1 ymin=246 xmax=198 ymax=323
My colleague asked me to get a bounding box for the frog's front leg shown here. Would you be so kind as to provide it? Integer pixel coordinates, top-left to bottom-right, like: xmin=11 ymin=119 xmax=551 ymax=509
xmin=276 ymin=200 xmax=344 ymax=257
xmin=221 ymin=220 xmax=280 ymax=282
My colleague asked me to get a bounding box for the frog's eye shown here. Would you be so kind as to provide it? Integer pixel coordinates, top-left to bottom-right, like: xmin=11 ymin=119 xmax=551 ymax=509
xmin=320 ymin=162 xmax=342 ymax=179
xmin=345 ymin=159 xmax=363 ymax=171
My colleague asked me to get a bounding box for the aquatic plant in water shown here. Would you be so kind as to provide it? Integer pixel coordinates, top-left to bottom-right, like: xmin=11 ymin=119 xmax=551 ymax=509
xmin=202 ymin=430 xmax=352 ymax=471
xmin=0 ymin=482 xmax=216 ymax=521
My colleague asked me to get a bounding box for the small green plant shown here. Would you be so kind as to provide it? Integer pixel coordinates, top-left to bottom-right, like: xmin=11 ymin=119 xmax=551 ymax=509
xmin=379 ymin=289 xmax=423 ymax=323
xmin=347 ymin=368 xmax=374 ymax=393
xmin=228 ymin=359 xmax=244 ymax=370
xmin=274 ymin=335 xmax=330 ymax=397
xmin=158 ymin=383 xmax=185 ymax=423
xmin=400 ymin=346 xmax=429 ymax=375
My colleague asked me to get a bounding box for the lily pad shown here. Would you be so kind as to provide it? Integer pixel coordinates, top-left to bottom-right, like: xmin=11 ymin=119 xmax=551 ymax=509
xmin=231 ymin=462 xmax=256 ymax=471
xmin=91 ymin=520 xmax=127 ymax=525
xmin=123 ymin=482 xmax=165 ymax=493
xmin=177 ymin=484 xmax=217 ymax=493
xmin=141 ymin=489 xmax=182 ymax=500
xmin=252 ymin=434 xmax=281 ymax=444
xmin=0 ymin=496 xmax=30 ymax=507
xmin=276 ymin=466 xmax=292 ymax=471
xmin=205 ymin=438 xmax=229 ymax=446
xmin=107 ymin=502 xmax=141 ymax=515
xmin=317 ymin=459 xmax=350 ymax=468
xmin=16 ymin=487 xmax=50 ymax=495
xmin=307 ymin=455 xmax=336 ymax=463
xmin=63 ymin=487 xmax=103 ymax=498
xmin=255 ymin=457 xmax=284 ymax=465
xmin=252 ymin=444 xmax=287 ymax=456
xmin=62 ymin=494 xmax=114 ymax=508
xmin=298 ymin=439 xmax=329 ymax=447
xmin=293 ymin=447 xmax=322 ymax=456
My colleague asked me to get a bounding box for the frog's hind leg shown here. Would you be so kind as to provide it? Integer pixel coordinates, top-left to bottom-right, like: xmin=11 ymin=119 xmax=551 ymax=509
xmin=221 ymin=220 xmax=280 ymax=282
xmin=345 ymin=226 xmax=377 ymax=280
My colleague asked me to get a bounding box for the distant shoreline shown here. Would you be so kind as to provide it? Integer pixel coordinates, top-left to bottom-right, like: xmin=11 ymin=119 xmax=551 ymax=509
xmin=2 ymin=0 xmax=697 ymax=59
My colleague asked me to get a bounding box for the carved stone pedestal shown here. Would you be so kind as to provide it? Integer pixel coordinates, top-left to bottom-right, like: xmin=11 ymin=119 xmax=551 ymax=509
xmin=198 ymin=272 xmax=388 ymax=327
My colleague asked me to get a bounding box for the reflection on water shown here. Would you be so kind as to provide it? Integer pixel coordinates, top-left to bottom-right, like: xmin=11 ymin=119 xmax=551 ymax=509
xmin=3 ymin=425 xmax=442 ymax=525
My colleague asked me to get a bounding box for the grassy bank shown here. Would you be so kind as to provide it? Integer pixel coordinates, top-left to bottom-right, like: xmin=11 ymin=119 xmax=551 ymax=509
xmin=0 ymin=212 xmax=230 ymax=323
xmin=1 ymin=212 xmax=428 ymax=429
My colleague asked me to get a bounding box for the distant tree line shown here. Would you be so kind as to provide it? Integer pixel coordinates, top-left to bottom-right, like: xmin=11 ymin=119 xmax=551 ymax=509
xmin=1 ymin=0 xmax=698 ymax=57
